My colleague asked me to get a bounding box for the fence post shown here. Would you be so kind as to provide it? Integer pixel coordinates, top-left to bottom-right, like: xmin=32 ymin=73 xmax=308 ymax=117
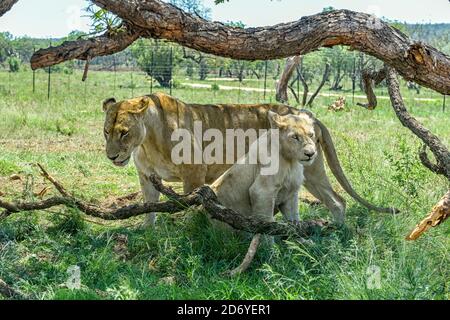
xmin=169 ymin=46 xmax=173 ymax=96
xmin=352 ymin=55 xmax=356 ymax=104
xmin=131 ymin=71 xmax=134 ymax=97
xmin=443 ymin=95 xmax=446 ymax=113
xmin=32 ymin=46 xmax=36 ymax=94
xmin=150 ymin=47 xmax=154 ymax=94
xmin=263 ymin=60 xmax=268 ymax=101
xmin=113 ymin=55 xmax=117 ymax=95
xmin=47 ymin=39 xmax=52 ymax=100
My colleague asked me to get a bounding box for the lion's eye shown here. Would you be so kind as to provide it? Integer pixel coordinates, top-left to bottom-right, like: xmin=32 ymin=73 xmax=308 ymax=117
xmin=120 ymin=131 xmax=129 ymax=139
xmin=308 ymin=132 xmax=314 ymax=138
xmin=292 ymin=134 xmax=300 ymax=141
xmin=104 ymin=129 xmax=109 ymax=137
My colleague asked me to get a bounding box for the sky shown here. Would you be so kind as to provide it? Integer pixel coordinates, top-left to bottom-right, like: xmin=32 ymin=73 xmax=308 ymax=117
xmin=0 ymin=0 xmax=449 ymax=38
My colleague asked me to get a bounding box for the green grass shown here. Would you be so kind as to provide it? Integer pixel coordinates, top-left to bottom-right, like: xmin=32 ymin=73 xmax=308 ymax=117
xmin=0 ymin=70 xmax=448 ymax=300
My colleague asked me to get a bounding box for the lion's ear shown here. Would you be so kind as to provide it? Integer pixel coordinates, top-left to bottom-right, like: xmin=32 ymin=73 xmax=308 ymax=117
xmin=102 ymin=98 xmax=116 ymax=112
xmin=267 ymin=111 xmax=286 ymax=129
xmin=129 ymin=96 xmax=150 ymax=115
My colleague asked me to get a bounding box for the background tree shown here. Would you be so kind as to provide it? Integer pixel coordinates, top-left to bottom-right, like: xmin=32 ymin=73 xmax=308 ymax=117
xmin=131 ymin=39 xmax=181 ymax=88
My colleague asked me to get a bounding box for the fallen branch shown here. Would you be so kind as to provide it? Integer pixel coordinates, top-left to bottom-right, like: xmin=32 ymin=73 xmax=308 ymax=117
xmin=30 ymin=1 xmax=450 ymax=95
xmin=406 ymin=190 xmax=450 ymax=240
xmin=225 ymin=234 xmax=261 ymax=277
xmin=0 ymin=278 xmax=27 ymax=300
xmin=0 ymin=165 xmax=330 ymax=239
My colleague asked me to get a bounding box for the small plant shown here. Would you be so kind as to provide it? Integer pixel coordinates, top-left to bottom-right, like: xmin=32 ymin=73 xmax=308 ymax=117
xmin=384 ymin=137 xmax=427 ymax=197
xmin=7 ymin=56 xmax=20 ymax=72
xmin=211 ymin=83 xmax=220 ymax=91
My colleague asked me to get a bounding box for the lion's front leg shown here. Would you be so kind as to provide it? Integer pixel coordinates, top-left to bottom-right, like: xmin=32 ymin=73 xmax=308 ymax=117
xmin=303 ymin=148 xmax=346 ymax=225
xmin=249 ymin=178 xmax=277 ymax=246
xmin=279 ymin=192 xmax=300 ymax=224
xmin=138 ymin=171 xmax=161 ymax=228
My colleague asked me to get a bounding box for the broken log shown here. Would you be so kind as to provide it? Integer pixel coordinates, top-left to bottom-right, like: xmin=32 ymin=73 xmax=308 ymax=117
xmin=406 ymin=190 xmax=450 ymax=241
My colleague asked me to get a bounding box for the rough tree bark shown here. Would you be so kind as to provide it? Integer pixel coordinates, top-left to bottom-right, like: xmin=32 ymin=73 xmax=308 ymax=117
xmin=0 ymin=0 xmax=18 ymax=17
xmin=276 ymin=55 xmax=301 ymax=103
xmin=30 ymin=0 xmax=450 ymax=95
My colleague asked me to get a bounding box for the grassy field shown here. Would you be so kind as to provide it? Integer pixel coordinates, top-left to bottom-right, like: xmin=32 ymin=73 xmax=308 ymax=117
xmin=0 ymin=69 xmax=448 ymax=300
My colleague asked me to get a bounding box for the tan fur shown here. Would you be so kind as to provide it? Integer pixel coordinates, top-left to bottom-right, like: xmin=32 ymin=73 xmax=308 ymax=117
xmin=102 ymin=92 xmax=393 ymax=227
xmin=212 ymin=112 xmax=316 ymax=226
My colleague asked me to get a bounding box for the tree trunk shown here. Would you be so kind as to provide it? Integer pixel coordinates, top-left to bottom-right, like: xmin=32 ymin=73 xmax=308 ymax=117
xmin=276 ymin=56 xmax=301 ymax=103
xmin=298 ymin=67 xmax=309 ymax=106
xmin=30 ymin=1 xmax=450 ymax=95
xmin=307 ymin=63 xmax=331 ymax=107
xmin=0 ymin=0 xmax=18 ymax=17
xmin=357 ymin=67 xmax=387 ymax=110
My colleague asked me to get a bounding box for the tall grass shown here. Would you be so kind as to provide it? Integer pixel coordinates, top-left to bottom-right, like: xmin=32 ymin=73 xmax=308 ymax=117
xmin=0 ymin=70 xmax=448 ymax=300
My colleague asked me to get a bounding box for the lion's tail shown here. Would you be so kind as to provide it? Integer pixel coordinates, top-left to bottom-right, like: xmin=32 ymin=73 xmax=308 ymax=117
xmin=316 ymin=119 xmax=399 ymax=214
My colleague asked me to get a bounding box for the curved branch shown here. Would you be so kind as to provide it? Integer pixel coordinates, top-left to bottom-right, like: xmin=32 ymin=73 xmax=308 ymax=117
xmin=385 ymin=67 xmax=450 ymax=179
xmin=30 ymin=1 xmax=450 ymax=94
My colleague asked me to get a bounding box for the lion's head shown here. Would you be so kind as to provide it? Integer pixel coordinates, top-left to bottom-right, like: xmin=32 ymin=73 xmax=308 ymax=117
xmin=102 ymin=96 xmax=150 ymax=167
xmin=267 ymin=111 xmax=317 ymax=166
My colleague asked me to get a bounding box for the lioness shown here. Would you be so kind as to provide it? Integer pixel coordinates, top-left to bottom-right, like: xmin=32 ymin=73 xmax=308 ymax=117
xmin=102 ymin=92 xmax=394 ymax=227
xmin=211 ymin=111 xmax=313 ymax=226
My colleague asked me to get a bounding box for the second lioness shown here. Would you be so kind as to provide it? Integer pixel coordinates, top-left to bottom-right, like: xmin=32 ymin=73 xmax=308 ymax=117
xmin=102 ymin=92 xmax=394 ymax=227
xmin=211 ymin=111 xmax=313 ymax=226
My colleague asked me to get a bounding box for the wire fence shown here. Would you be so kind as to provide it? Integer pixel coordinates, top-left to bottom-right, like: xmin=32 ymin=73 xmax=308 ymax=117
xmin=0 ymin=44 xmax=447 ymax=112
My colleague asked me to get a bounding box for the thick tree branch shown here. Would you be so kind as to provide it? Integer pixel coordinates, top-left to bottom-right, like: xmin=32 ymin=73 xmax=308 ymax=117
xmin=0 ymin=0 xmax=18 ymax=17
xmin=30 ymin=1 xmax=450 ymax=94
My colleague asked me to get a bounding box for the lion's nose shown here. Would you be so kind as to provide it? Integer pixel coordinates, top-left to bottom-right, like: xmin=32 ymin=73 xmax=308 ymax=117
xmin=108 ymin=154 xmax=119 ymax=161
xmin=304 ymin=151 xmax=315 ymax=158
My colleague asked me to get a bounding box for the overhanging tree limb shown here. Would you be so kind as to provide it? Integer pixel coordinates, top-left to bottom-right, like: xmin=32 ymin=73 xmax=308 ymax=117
xmin=30 ymin=1 xmax=450 ymax=95
xmin=30 ymin=22 xmax=143 ymax=69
